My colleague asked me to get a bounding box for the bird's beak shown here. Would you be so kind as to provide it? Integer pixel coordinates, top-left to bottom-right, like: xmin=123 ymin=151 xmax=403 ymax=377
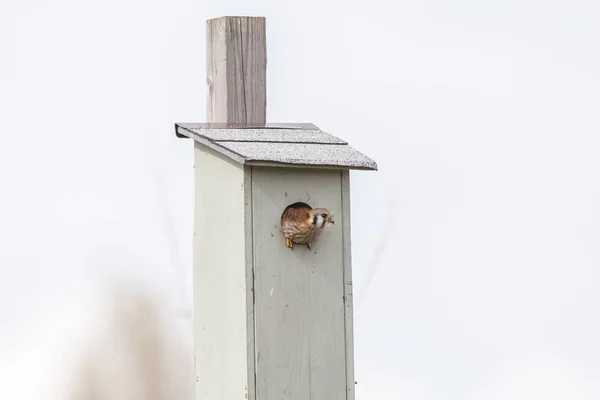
xmin=327 ymin=216 xmax=334 ymax=224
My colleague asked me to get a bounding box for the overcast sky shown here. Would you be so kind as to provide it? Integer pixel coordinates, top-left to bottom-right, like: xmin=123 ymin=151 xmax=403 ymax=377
xmin=2 ymin=0 xmax=600 ymax=398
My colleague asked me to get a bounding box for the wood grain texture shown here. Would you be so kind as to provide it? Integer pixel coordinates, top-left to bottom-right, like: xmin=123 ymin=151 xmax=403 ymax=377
xmin=193 ymin=143 xmax=252 ymax=400
xmin=251 ymin=167 xmax=348 ymax=400
xmin=207 ymin=16 xmax=267 ymax=124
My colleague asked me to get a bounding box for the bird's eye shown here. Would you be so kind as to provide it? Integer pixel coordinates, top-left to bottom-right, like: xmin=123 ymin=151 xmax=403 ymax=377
xmin=321 ymin=213 xmax=327 ymax=218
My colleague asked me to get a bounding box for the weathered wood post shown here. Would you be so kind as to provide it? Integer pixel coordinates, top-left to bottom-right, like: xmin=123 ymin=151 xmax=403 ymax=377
xmin=175 ymin=16 xmax=377 ymax=400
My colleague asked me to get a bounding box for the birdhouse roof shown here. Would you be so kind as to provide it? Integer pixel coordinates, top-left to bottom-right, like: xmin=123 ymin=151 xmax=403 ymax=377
xmin=175 ymin=123 xmax=378 ymax=171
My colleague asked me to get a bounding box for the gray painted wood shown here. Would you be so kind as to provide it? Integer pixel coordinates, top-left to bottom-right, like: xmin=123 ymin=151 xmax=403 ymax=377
xmin=341 ymin=170 xmax=356 ymax=400
xmin=252 ymin=167 xmax=348 ymax=400
xmin=243 ymin=163 xmax=257 ymax=400
xmin=206 ymin=16 xmax=267 ymax=124
xmin=193 ymin=142 xmax=253 ymax=400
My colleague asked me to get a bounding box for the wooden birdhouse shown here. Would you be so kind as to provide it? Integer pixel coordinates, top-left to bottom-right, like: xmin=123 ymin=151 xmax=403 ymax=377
xmin=175 ymin=122 xmax=377 ymax=400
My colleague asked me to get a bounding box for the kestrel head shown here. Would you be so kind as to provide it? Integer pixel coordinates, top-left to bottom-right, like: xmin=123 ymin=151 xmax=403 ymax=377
xmin=311 ymin=207 xmax=334 ymax=229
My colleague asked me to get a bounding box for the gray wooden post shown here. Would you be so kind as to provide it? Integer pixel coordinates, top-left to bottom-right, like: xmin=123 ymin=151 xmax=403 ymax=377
xmin=206 ymin=16 xmax=266 ymax=124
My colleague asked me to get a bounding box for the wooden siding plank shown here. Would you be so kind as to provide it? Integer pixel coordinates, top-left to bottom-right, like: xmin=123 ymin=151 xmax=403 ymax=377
xmin=193 ymin=143 xmax=250 ymax=400
xmin=341 ymin=170 xmax=356 ymax=400
xmin=251 ymin=167 xmax=347 ymax=400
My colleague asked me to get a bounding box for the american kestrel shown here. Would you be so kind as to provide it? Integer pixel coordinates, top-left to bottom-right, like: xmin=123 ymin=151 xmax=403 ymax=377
xmin=280 ymin=202 xmax=335 ymax=250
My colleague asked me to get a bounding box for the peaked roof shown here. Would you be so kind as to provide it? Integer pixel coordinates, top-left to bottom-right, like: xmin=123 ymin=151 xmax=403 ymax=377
xmin=175 ymin=123 xmax=377 ymax=171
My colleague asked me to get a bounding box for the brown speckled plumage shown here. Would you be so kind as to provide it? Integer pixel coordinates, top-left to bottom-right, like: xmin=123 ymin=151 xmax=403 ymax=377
xmin=280 ymin=202 xmax=334 ymax=250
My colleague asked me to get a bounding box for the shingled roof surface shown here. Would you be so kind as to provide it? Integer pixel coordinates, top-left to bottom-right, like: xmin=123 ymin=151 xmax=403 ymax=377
xmin=175 ymin=123 xmax=377 ymax=171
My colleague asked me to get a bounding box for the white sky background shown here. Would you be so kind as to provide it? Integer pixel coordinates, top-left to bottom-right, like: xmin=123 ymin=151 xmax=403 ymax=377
xmin=2 ymin=0 xmax=600 ymax=398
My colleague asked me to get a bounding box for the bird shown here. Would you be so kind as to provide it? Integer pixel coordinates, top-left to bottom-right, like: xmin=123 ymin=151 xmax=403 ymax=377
xmin=280 ymin=202 xmax=335 ymax=250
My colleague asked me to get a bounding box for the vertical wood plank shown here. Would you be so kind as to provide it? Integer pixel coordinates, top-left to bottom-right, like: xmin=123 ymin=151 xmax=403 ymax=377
xmin=251 ymin=167 xmax=347 ymax=400
xmin=244 ymin=165 xmax=256 ymax=400
xmin=206 ymin=16 xmax=267 ymax=124
xmin=341 ymin=170 xmax=356 ymax=400
xmin=193 ymin=143 xmax=249 ymax=400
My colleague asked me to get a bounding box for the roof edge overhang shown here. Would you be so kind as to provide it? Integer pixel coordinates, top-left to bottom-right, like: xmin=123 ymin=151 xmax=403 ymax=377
xmin=176 ymin=122 xmax=320 ymax=137
xmin=174 ymin=122 xmax=378 ymax=171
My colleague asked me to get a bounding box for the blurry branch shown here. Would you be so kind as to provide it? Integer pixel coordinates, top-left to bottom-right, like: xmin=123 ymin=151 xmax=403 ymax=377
xmin=354 ymin=192 xmax=395 ymax=309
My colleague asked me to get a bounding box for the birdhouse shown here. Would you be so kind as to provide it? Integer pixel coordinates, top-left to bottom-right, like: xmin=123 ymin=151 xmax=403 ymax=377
xmin=176 ymin=122 xmax=377 ymax=400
